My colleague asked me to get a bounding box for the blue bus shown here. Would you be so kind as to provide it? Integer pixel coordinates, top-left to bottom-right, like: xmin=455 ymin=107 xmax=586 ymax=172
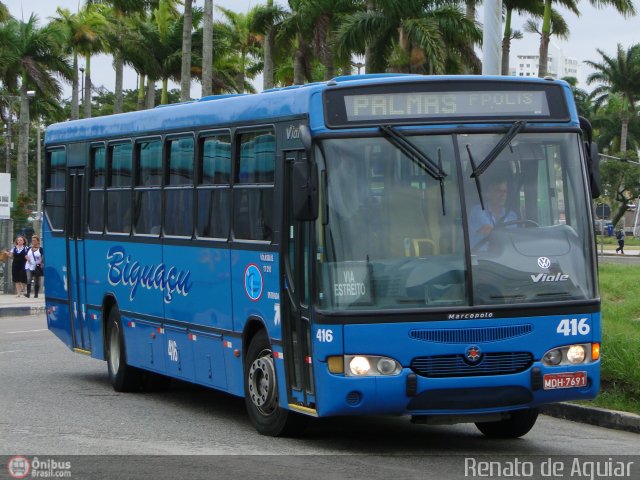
xmin=44 ymin=74 xmax=602 ymax=437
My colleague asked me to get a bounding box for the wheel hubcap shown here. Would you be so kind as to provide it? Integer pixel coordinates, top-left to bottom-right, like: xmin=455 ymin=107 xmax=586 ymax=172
xmin=248 ymin=350 xmax=277 ymax=415
xmin=109 ymin=322 xmax=120 ymax=374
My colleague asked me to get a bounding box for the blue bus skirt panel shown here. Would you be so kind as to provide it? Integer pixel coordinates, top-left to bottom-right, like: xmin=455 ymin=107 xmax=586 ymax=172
xmin=312 ymin=313 xmax=600 ymax=417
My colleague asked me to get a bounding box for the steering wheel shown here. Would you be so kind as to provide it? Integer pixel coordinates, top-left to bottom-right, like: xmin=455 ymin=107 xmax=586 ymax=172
xmin=494 ymin=219 xmax=539 ymax=229
xmin=472 ymin=219 xmax=539 ymax=252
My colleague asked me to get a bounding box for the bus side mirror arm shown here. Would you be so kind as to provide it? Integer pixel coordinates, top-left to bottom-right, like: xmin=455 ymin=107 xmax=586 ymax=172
xmin=293 ymin=161 xmax=319 ymax=221
xmin=579 ymin=116 xmax=601 ymax=199
xmin=292 ymin=124 xmax=319 ymax=221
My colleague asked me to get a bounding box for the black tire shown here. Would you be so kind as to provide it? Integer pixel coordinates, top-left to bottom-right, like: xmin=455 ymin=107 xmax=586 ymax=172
xmin=244 ymin=330 xmax=307 ymax=437
xmin=475 ymin=408 xmax=539 ymax=439
xmin=106 ymin=306 xmax=142 ymax=392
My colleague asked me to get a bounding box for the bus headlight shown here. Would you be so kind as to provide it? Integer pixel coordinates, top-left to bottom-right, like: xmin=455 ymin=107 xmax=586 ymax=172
xmin=342 ymin=355 xmax=402 ymax=376
xmin=542 ymin=349 xmax=562 ymax=366
xmin=542 ymin=344 xmax=591 ymax=366
xmin=349 ymin=356 xmax=371 ymax=376
xmin=567 ymin=345 xmax=586 ymax=364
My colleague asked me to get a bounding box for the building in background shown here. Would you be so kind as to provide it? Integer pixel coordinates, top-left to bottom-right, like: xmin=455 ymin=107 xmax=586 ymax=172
xmin=509 ymin=43 xmax=580 ymax=79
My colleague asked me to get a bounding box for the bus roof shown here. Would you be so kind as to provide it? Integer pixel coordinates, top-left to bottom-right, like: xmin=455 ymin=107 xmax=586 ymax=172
xmin=45 ymin=75 xmax=575 ymax=145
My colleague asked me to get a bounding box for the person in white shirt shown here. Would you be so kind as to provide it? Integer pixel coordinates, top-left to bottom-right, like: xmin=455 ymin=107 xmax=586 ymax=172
xmin=25 ymin=235 xmax=44 ymax=298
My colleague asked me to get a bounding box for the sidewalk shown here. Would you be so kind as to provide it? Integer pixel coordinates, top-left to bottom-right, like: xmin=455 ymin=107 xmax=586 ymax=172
xmin=0 ymin=292 xmax=45 ymax=317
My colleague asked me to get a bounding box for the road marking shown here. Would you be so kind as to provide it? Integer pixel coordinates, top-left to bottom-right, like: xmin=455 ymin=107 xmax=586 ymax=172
xmin=0 ymin=350 xmax=21 ymax=354
xmin=4 ymin=328 xmax=48 ymax=334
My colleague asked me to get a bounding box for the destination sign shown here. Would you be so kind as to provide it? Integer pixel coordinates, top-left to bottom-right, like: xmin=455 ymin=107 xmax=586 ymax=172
xmin=344 ymin=91 xmax=549 ymax=121
xmin=324 ymin=81 xmax=569 ymax=127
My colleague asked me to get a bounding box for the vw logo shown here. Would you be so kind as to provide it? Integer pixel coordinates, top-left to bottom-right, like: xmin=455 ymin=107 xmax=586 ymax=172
xmin=465 ymin=345 xmax=482 ymax=364
xmin=537 ymin=256 xmax=551 ymax=269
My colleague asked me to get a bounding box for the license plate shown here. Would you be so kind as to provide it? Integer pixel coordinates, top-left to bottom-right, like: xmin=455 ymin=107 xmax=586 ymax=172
xmin=543 ymin=371 xmax=587 ymax=390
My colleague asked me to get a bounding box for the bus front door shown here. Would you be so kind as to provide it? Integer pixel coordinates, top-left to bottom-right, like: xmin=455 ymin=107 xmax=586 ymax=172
xmin=66 ymin=167 xmax=90 ymax=353
xmin=282 ymin=152 xmax=316 ymax=414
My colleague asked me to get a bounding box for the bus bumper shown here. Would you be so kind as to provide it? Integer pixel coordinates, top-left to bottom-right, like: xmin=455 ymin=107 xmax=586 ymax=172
xmin=312 ymin=360 xmax=600 ymax=417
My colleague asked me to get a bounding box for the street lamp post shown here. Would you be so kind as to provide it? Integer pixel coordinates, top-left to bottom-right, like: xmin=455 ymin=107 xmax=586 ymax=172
xmin=79 ymin=67 xmax=85 ymax=116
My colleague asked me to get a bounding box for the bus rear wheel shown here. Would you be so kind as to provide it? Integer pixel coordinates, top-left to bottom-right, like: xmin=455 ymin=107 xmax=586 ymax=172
xmin=106 ymin=306 xmax=142 ymax=392
xmin=244 ymin=331 xmax=307 ymax=437
xmin=475 ymin=408 xmax=539 ymax=439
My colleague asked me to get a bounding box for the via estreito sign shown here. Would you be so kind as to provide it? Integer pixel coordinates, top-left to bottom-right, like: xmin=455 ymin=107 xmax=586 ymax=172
xmin=0 ymin=173 xmax=12 ymax=220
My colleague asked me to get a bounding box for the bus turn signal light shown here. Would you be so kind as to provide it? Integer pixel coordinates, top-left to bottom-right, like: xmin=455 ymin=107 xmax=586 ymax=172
xmin=328 ymin=356 xmax=344 ymax=374
xmin=592 ymin=342 xmax=600 ymax=361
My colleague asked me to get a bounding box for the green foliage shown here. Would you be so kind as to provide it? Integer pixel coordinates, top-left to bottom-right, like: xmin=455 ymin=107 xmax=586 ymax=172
xmin=589 ymin=264 xmax=640 ymax=414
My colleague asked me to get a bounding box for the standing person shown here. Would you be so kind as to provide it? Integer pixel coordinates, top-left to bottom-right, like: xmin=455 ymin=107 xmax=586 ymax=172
xmin=615 ymin=227 xmax=625 ymax=254
xmin=6 ymin=236 xmax=28 ymax=297
xmin=25 ymin=235 xmax=44 ymax=298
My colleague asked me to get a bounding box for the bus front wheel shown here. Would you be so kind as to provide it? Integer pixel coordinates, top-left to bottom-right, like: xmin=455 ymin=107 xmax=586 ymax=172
xmin=106 ymin=306 xmax=142 ymax=392
xmin=244 ymin=330 xmax=307 ymax=437
xmin=475 ymin=408 xmax=539 ymax=438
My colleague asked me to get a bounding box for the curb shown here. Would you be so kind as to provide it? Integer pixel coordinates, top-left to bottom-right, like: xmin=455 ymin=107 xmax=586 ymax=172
xmin=541 ymin=403 xmax=640 ymax=434
xmin=0 ymin=305 xmax=46 ymax=318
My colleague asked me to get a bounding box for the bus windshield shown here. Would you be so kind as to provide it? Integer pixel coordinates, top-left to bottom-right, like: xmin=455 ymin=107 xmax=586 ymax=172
xmin=316 ymin=131 xmax=596 ymax=312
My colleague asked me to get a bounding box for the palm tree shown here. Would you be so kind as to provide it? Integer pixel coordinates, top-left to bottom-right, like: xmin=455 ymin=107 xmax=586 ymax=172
xmin=586 ymin=43 xmax=640 ymax=153
xmin=336 ymin=0 xmax=482 ymax=75
xmin=291 ymin=0 xmax=358 ymax=80
xmin=252 ymin=0 xmax=289 ymax=89
xmin=536 ymin=0 xmax=635 ymax=78
xmin=0 ymin=14 xmax=72 ymax=195
xmin=87 ymin=1 xmax=158 ymax=113
xmin=523 ymin=9 xmax=570 ymax=77
xmin=50 ymin=7 xmax=104 ymax=120
xmin=216 ymin=6 xmax=263 ymax=93
xmin=180 ymin=0 xmax=193 ymax=101
xmin=501 ymin=0 xmax=556 ymax=76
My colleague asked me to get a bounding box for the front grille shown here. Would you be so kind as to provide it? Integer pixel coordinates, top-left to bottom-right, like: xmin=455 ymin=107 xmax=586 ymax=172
xmin=411 ymin=352 xmax=533 ymax=378
xmin=409 ymin=324 xmax=533 ymax=343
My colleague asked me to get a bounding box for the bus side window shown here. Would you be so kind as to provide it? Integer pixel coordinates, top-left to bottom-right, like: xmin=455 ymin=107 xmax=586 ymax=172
xmin=233 ymin=130 xmax=275 ymax=242
xmin=197 ymin=133 xmax=231 ymax=239
xmin=165 ymin=137 xmax=194 ymax=237
xmin=106 ymin=143 xmax=132 ymax=234
xmin=133 ymin=139 xmax=162 ymax=236
xmin=88 ymin=145 xmax=105 ymax=233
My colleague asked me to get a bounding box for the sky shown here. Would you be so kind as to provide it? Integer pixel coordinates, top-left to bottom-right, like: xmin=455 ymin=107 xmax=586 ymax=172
xmin=4 ymin=0 xmax=640 ymax=99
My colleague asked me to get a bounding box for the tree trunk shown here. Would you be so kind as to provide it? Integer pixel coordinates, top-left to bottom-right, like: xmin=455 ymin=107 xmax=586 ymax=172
xmin=620 ymin=112 xmax=629 ymax=153
xmin=263 ymin=0 xmax=275 ymax=90
xmin=84 ymin=54 xmax=92 ymax=119
xmin=161 ymin=78 xmax=169 ymax=105
xmin=202 ymin=0 xmax=213 ymax=97
xmin=364 ymin=0 xmax=375 ymax=73
xmin=501 ymin=9 xmax=512 ymax=76
xmin=397 ymin=27 xmax=411 ymax=73
xmin=4 ymin=117 xmax=11 ymax=174
xmin=293 ymin=34 xmax=305 ymax=85
xmin=180 ymin=0 xmax=193 ymax=102
xmin=537 ymin=0 xmax=552 ymax=78
xmin=17 ymin=83 xmax=30 ymax=196
xmin=71 ymin=52 xmax=79 ymax=120
xmin=146 ymin=78 xmax=156 ymax=109
xmin=322 ymin=24 xmax=335 ymax=81
xmin=114 ymin=53 xmax=124 ymax=114
xmin=236 ymin=52 xmax=246 ymax=93
xmin=137 ymin=74 xmax=145 ymax=110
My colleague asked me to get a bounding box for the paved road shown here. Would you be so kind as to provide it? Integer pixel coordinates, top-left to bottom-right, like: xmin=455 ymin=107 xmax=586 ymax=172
xmin=1 ymin=314 xmax=638 ymax=479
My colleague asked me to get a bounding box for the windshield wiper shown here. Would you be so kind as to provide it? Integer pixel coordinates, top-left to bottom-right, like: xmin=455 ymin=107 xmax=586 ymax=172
xmin=469 ymin=120 xmax=527 ymax=180
xmin=379 ymin=125 xmax=447 ymax=215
